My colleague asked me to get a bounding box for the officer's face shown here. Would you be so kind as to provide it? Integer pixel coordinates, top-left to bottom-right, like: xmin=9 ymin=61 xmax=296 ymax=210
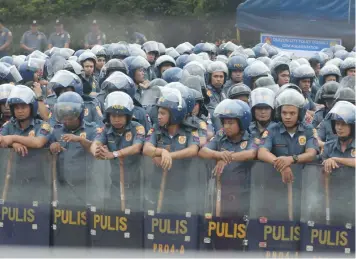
xmin=211 ymin=72 xmax=224 ymax=88
xmin=55 ymin=24 xmax=63 ymax=32
xmin=158 ymin=107 xmax=170 ymax=126
xmin=325 ymin=75 xmax=337 ymax=82
xmin=335 ymin=121 xmax=351 ymax=137
xmin=62 ymin=116 xmax=80 ymax=130
xmin=30 ymin=25 xmax=38 ymax=33
xmin=231 ymin=70 xmax=243 ymax=83
xmin=299 ymin=78 xmax=311 ymax=93
xmin=325 ymin=99 xmax=334 ymax=109
xmin=281 ymin=105 xmax=298 ymax=128
xmin=255 ymin=107 xmax=272 ymax=122
xmin=278 ymin=70 xmax=290 ymax=86
xmin=147 ymin=52 xmax=157 ymax=63
xmin=0 ymin=103 xmax=11 ymax=117
xmin=192 ymin=103 xmax=200 ymax=116
xmin=83 ymin=61 xmax=94 ymax=76
xmin=134 ymin=68 xmax=145 ymax=84
xmin=96 ymin=58 xmax=106 ymax=70
xmin=223 ymin=118 xmax=240 ymax=137
xmin=347 ymin=68 xmax=355 ymax=77
xmin=14 ymin=104 xmax=31 ymax=120
xmin=110 ymin=114 xmax=127 ymax=129
xmin=160 ymin=65 xmax=172 ymax=75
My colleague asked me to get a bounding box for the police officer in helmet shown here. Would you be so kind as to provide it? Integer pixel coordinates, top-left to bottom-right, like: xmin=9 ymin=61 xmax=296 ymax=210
xmin=224 ymin=55 xmax=248 ymax=95
xmin=0 ymin=19 xmax=12 ymax=58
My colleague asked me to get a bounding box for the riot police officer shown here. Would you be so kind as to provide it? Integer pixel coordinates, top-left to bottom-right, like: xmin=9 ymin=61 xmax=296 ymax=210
xmin=224 ymin=55 xmax=248 ymax=95
xmin=249 ymin=87 xmax=276 ymax=140
xmin=143 ymin=88 xmax=199 ymax=213
xmin=0 ymin=84 xmax=13 ymax=127
xmin=98 ymin=58 xmax=127 ymax=88
xmin=90 ymin=91 xmax=145 ymax=211
xmin=254 ymin=75 xmax=279 ymax=93
xmin=78 ymin=51 xmax=99 ymax=94
xmin=227 ymin=83 xmax=251 ymax=103
xmin=0 ymin=85 xmax=51 ymax=152
xmin=312 ymin=81 xmax=339 ymax=128
xmin=162 ymin=67 xmax=183 ymax=83
xmin=155 ymin=55 xmax=176 ymax=78
xmin=92 ymin=47 xmax=107 ymax=82
xmin=258 ymin=89 xmax=319 ymax=183
xmin=20 ymin=20 xmax=47 ymax=54
xmin=322 ymin=101 xmax=355 ymax=173
xmin=84 ymin=20 xmax=106 ymax=49
xmin=206 ymin=61 xmax=228 ymax=131
xmin=318 ymin=64 xmax=341 ymax=86
xmin=48 ymin=19 xmax=71 ymax=49
xmin=126 ymin=56 xmax=150 ymax=102
xmin=142 ymin=41 xmax=159 ymax=81
xmin=243 ymin=60 xmax=271 ymax=89
xmin=340 ymin=57 xmax=355 ymax=77
xmin=0 ymin=19 xmax=12 ymax=58
xmin=198 ymin=99 xmax=255 ymax=217
xmin=270 ymin=60 xmax=290 ymax=87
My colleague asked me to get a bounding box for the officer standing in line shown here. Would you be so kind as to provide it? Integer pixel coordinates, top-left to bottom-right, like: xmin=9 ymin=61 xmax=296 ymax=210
xmin=90 ymin=92 xmax=145 ymax=211
xmin=227 ymin=83 xmax=251 ymax=103
xmin=49 ymin=92 xmax=98 ymax=204
xmin=0 ymin=19 xmax=13 ymax=58
xmin=78 ymin=51 xmax=99 ymax=94
xmin=0 ymin=84 xmax=13 ymax=127
xmin=142 ymin=41 xmax=159 ymax=81
xmin=270 ymin=61 xmax=290 ymax=87
xmin=84 ymin=20 xmax=106 ymax=49
xmin=48 ymin=19 xmax=71 ymax=49
xmin=0 ymin=85 xmax=51 ymax=153
xmin=198 ymin=99 xmax=256 ymax=217
xmin=20 ymin=20 xmax=47 ymax=54
xmin=258 ymin=89 xmax=319 ymax=183
xmin=142 ymin=88 xmax=200 ymax=213
xmin=321 ymin=101 xmax=356 ymax=173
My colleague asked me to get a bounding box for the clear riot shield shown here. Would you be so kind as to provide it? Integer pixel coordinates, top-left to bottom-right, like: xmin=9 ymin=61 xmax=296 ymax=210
xmin=247 ymin=162 xmax=303 ymax=257
xmin=199 ymin=159 xmax=252 ymax=253
xmin=143 ymin=156 xmax=206 ymax=256
xmin=0 ymin=148 xmax=51 ymax=246
xmin=51 ymin=150 xmax=95 ymax=247
xmin=88 ymin=155 xmax=144 ymax=250
xmin=300 ymin=164 xmax=355 ymax=256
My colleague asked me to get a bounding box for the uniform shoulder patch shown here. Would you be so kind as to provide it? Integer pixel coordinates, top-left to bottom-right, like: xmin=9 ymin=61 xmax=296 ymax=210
xmin=136 ymin=125 xmax=145 ymax=135
xmin=218 ymin=129 xmax=224 ymax=137
xmin=41 ymin=123 xmax=51 ymax=132
xmin=240 ymin=141 xmax=248 ymax=150
xmin=192 ymin=130 xmax=199 ymax=137
xmin=207 ymin=90 xmax=212 ymax=97
xmin=147 ymin=128 xmax=155 ymax=136
xmin=96 ymin=127 xmax=104 ymax=134
xmin=95 ymin=106 xmax=103 ymax=117
xmin=312 ymin=128 xmax=318 ymax=138
xmin=351 ymin=149 xmax=355 ymax=158
xmin=199 ymin=121 xmax=207 ymax=130
xmin=262 ymin=130 xmax=269 ymax=138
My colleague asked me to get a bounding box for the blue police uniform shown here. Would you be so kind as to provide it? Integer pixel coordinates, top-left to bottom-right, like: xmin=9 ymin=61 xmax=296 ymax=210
xmin=20 ymin=31 xmax=47 ymax=53
xmin=0 ymin=117 xmax=51 ymax=138
xmin=317 ymin=118 xmax=336 ymax=142
xmin=206 ymin=85 xmax=226 ymax=132
xmin=48 ymin=31 xmax=70 ymax=48
xmin=95 ymin=120 xmax=145 ymax=211
xmin=145 ymin=124 xmax=200 ymax=213
xmin=204 ymin=129 xmax=253 ymax=217
xmin=0 ymin=27 xmax=12 ymax=58
xmin=145 ymin=66 xmax=157 ymax=81
xmin=260 ymin=122 xmax=320 ymax=156
xmin=51 ymin=121 xmax=97 ymax=184
xmin=322 ymin=138 xmax=355 ymax=160
xmin=84 ymin=31 xmax=106 ymax=47
xmin=249 ymin=121 xmax=277 ymax=139
xmin=304 ymin=93 xmax=316 ymax=111
xmin=312 ymin=107 xmax=327 ymax=128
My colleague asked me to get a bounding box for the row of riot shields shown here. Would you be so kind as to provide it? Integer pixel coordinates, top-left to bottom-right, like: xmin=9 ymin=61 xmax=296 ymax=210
xmin=0 ymin=148 xmax=353 ymax=257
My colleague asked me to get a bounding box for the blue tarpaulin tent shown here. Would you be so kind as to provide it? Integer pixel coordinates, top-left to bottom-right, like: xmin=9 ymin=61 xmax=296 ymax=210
xmin=236 ymin=0 xmax=355 ymax=38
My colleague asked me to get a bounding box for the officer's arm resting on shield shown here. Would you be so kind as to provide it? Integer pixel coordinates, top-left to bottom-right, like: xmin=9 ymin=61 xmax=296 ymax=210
xmin=90 ymin=126 xmax=144 ymax=159
xmin=0 ymin=122 xmax=51 ymax=149
xmin=0 ymin=30 xmax=12 ymax=51
xmin=322 ymin=142 xmax=356 ymax=174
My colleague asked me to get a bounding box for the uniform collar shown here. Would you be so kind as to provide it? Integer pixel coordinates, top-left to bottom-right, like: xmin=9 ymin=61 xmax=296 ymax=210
xmin=12 ymin=117 xmax=35 ymax=130
xmin=207 ymin=84 xmax=222 ymax=93
xmin=107 ymin=123 xmax=132 ymax=135
xmin=278 ymin=122 xmax=305 ymax=134
xmin=336 ymin=138 xmax=355 ymax=151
